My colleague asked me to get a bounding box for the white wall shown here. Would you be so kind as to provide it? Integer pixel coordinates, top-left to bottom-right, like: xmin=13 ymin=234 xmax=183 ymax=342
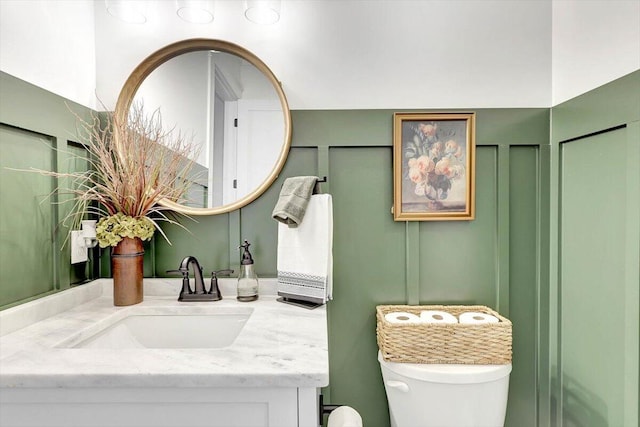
xmin=552 ymin=0 xmax=640 ymax=105
xmin=2 ymin=1 xmax=638 ymax=110
xmin=134 ymin=51 xmax=210 ymax=167
xmin=0 ymin=0 xmax=96 ymax=109
xmin=93 ymin=0 xmax=552 ymax=110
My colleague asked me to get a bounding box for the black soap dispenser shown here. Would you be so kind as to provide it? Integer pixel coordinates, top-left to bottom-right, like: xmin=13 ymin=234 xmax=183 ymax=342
xmin=237 ymin=240 xmax=259 ymax=301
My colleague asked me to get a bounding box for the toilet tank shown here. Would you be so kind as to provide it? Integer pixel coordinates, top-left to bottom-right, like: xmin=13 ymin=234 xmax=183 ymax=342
xmin=378 ymin=351 xmax=511 ymax=427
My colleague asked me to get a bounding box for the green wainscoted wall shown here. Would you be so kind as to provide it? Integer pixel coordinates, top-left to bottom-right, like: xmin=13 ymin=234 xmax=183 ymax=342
xmin=0 ymin=72 xmax=94 ymax=308
xmin=549 ymin=70 xmax=639 ymax=427
xmin=3 ymin=67 xmax=638 ymax=427
xmin=151 ymin=108 xmax=550 ymax=427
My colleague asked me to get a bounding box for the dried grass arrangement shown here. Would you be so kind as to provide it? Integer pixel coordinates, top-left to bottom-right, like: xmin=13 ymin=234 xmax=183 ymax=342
xmin=34 ymin=102 xmax=200 ymax=248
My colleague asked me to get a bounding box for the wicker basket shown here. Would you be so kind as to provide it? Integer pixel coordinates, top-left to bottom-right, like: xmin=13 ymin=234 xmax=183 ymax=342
xmin=376 ymin=305 xmax=512 ymax=365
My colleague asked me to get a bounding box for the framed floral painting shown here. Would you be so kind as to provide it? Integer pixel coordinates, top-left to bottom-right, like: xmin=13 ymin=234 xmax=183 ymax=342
xmin=393 ymin=112 xmax=475 ymax=221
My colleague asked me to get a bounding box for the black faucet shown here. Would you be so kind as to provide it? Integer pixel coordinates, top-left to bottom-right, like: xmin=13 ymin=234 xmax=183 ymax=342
xmin=167 ymin=256 xmax=233 ymax=302
xmin=210 ymin=269 xmax=234 ymax=301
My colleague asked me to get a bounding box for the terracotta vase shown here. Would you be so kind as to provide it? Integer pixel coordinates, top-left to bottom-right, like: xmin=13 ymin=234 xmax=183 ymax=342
xmin=111 ymin=237 xmax=144 ymax=306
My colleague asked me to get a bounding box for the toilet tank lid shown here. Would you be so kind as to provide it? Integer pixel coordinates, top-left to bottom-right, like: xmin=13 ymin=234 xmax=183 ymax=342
xmin=378 ymin=351 xmax=512 ymax=384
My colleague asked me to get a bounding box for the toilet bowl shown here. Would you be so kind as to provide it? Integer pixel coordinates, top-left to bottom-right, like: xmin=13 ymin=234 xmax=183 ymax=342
xmin=378 ymin=351 xmax=511 ymax=427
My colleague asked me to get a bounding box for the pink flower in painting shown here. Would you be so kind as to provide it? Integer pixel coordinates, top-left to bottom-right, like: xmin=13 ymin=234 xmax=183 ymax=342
xmin=445 ymin=140 xmax=464 ymax=158
xmin=419 ymin=123 xmax=437 ymax=137
xmin=409 ymin=166 xmax=423 ymax=184
xmin=430 ymin=141 xmax=444 ymax=158
xmin=434 ymin=158 xmax=464 ymax=179
xmin=445 ymin=140 xmax=457 ymax=155
xmin=416 ymin=155 xmax=434 ymax=174
xmin=435 ymin=157 xmax=453 ymax=177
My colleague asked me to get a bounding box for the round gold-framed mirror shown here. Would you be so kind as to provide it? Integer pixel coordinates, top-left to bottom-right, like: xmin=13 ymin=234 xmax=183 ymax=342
xmin=114 ymin=38 xmax=292 ymax=215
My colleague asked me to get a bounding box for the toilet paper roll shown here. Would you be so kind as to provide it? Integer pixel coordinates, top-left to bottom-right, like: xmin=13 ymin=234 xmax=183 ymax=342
xmin=384 ymin=311 xmax=422 ymax=324
xmin=327 ymin=406 xmax=363 ymax=427
xmin=459 ymin=311 xmax=500 ymax=324
xmin=420 ymin=310 xmax=458 ymax=324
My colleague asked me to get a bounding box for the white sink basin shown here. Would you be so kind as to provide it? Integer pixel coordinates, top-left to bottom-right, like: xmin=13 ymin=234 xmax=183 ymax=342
xmin=71 ymin=309 xmax=252 ymax=349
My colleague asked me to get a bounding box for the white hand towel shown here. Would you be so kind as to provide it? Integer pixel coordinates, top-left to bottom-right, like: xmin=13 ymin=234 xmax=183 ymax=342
xmin=277 ymin=194 xmax=333 ymax=304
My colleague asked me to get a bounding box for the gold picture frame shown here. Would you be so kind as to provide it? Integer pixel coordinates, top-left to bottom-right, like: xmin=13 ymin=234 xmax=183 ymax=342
xmin=393 ymin=112 xmax=475 ymax=221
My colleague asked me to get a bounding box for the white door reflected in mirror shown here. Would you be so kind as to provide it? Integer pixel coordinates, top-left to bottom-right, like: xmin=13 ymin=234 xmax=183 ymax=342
xmin=133 ymin=50 xmax=285 ymax=209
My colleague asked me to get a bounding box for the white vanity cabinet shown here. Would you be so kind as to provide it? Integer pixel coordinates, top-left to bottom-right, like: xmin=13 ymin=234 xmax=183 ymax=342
xmin=0 ymin=279 xmax=328 ymax=427
xmin=1 ymin=387 xmax=320 ymax=427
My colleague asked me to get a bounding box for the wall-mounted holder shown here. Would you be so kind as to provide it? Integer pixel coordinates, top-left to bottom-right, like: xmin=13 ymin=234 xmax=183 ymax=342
xmin=71 ymin=220 xmax=98 ymax=264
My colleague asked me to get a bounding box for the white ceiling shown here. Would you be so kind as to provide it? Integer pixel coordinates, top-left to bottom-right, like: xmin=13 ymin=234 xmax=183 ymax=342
xmin=1 ymin=1 xmax=638 ymax=110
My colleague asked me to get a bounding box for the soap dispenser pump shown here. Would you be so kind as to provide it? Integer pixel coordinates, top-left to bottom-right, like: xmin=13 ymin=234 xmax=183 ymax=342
xmin=237 ymin=240 xmax=259 ymax=301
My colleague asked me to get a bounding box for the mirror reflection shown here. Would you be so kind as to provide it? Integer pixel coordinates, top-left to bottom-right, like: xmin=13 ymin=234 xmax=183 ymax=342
xmin=115 ymin=39 xmax=292 ymax=215
xmin=133 ymin=50 xmax=285 ymax=209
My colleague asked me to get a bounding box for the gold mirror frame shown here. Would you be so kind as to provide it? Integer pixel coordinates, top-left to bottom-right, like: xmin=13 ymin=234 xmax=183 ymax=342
xmin=114 ymin=38 xmax=292 ymax=215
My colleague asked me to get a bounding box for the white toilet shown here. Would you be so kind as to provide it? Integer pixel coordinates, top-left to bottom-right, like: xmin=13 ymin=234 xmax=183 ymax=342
xmin=378 ymin=351 xmax=511 ymax=427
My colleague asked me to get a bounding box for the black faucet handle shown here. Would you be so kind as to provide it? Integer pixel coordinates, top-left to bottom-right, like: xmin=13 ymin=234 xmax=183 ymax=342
xmin=211 ymin=269 xmax=234 ymax=277
xmin=166 ymin=269 xmax=189 ymax=278
xmin=166 ymin=269 xmax=193 ymax=296
xmin=208 ymin=269 xmax=233 ymax=300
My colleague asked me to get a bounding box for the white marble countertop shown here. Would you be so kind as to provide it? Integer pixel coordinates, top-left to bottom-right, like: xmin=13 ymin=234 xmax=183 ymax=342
xmin=0 ymin=279 xmax=328 ymax=389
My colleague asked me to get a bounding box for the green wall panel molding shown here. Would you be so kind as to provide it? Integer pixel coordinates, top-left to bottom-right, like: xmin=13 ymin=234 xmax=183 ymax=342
xmin=550 ymin=69 xmax=639 ymax=427
xmin=497 ymin=145 xmax=511 ymax=316
xmin=0 ymin=72 xmax=94 ymax=309
xmin=506 ymin=145 xmax=541 ymax=427
xmin=537 ymin=145 xmax=552 ymax=427
xmin=328 ymin=147 xmax=407 ymax=426
xmin=475 ymin=109 xmax=550 ymax=146
xmin=559 ymin=128 xmax=631 ymax=427
xmin=418 ymin=146 xmax=499 ymax=307
xmin=0 ymin=72 xmax=92 ymax=138
xmin=4 ymin=64 xmax=637 ymax=427
xmin=65 ymin=141 xmax=94 ymax=285
xmin=2 ymin=71 xmax=557 ymax=426
xmin=552 ymin=70 xmax=640 ymax=144
xmin=283 ymin=109 xmax=548 ymax=426
xmin=623 ymin=121 xmax=640 ymax=427
xmin=154 ymin=215 xmax=231 ymax=277
xmin=405 ymin=222 xmax=420 ymax=305
xmin=291 ymin=108 xmax=550 ymax=148
xmin=0 ymin=125 xmax=57 ymax=308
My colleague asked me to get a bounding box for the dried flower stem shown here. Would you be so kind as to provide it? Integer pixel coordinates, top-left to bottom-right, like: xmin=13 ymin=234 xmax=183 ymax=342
xmin=25 ymin=102 xmax=200 ymax=246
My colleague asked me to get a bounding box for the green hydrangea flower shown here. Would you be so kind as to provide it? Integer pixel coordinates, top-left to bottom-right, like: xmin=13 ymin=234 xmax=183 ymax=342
xmin=96 ymin=213 xmax=156 ymax=248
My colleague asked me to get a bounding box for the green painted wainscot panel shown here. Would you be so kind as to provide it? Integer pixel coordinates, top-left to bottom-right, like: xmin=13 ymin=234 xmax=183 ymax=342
xmin=66 ymin=141 xmax=93 ymax=285
xmin=0 ymin=72 xmax=95 ymax=309
xmin=559 ymin=126 xmax=638 ymax=427
xmin=288 ymin=109 xmax=548 ymax=426
xmin=153 ymin=213 xmax=231 ymax=277
xmin=551 ymin=70 xmax=639 ymax=427
xmin=1 ymin=68 xmax=556 ymax=427
xmin=418 ymin=146 xmax=498 ymax=306
xmin=328 ymin=146 xmax=407 ymax=427
xmin=506 ymin=145 xmax=540 ymax=427
xmin=0 ymin=125 xmax=56 ymax=306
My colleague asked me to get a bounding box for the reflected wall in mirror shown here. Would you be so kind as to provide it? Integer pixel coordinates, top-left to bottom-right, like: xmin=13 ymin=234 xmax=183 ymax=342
xmin=115 ymin=39 xmax=292 ymax=215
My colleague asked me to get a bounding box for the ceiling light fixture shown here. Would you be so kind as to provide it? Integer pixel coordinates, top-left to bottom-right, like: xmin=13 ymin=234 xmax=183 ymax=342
xmin=105 ymin=0 xmax=147 ymax=24
xmin=176 ymin=0 xmax=215 ymax=24
xmin=244 ymin=0 xmax=281 ymax=25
